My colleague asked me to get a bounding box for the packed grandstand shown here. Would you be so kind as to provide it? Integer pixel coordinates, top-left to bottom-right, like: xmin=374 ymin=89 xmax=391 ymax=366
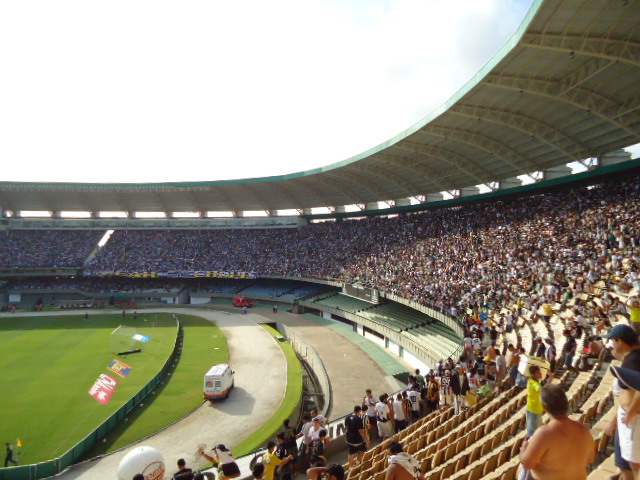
xmin=2 ymin=0 xmax=640 ymax=478
xmin=2 ymin=172 xmax=639 ymax=317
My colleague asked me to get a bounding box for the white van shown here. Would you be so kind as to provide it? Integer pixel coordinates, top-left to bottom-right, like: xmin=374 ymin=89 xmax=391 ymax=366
xmin=203 ymin=364 xmax=235 ymax=400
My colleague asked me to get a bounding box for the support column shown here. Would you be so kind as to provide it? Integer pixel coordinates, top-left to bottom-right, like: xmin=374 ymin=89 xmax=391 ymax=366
xmin=460 ymin=186 xmax=480 ymax=197
xmin=598 ymin=149 xmax=632 ymax=167
xmin=543 ymin=165 xmax=572 ymax=180
xmin=499 ymin=177 xmax=522 ymax=190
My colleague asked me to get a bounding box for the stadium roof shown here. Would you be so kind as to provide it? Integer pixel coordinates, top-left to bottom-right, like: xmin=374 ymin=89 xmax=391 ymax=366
xmin=1 ymin=0 xmax=639 ymax=215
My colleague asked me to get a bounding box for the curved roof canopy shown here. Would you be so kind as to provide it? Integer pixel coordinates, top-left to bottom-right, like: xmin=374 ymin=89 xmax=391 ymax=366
xmin=1 ymin=0 xmax=639 ymax=214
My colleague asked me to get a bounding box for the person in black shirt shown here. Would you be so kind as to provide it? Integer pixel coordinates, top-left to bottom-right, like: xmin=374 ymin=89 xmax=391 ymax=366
xmin=4 ymin=443 xmax=18 ymax=467
xmin=344 ymin=405 xmax=368 ymax=467
xmin=281 ymin=419 xmax=298 ymax=476
xmin=172 ymin=458 xmax=194 ymax=480
xmin=562 ymin=330 xmax=578 ymax=373
xmin=534 ymin=337 xmax=546 ymax=358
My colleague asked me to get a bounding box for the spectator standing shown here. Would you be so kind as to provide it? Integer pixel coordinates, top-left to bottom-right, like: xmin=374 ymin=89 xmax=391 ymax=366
xmin=375 ymin=394 xmax=393 ymax=440
xmin=496 ymin=349 xmax=507 ymax=383
xmin=308 ymin=429 xmax=329 ymax=467
xmin=539 ymin=302 xmax=554 ymax=324
xmin=439 ymin=370 xmax=454 ymax=410
xmin=526 ymin=366 xmax=552 ymax=438
xmin=507 ymin=345 xmax=519 ymax=386
xmin=262 ymin=440 xmax=293 ymax=480
xmin=562 ymin=329 xmax=579 ymax=373
xmin=306 ymin=417 xmax=324 ymax=446
xmin=604 ymin=325 xmax=640 ymax=480
xmin=199 ymin=444 xmax=240 ymax=479
xmin=544 ymin=337 xmax=557 ymax=372
xmin=450 ymin=364 xmax=470 ymax=415
xmin=310 ymin=409 xmax=327 ymax=427
xmin=392 ymin=394 xmax=408 ymax=433
xmin=406 ymin=385 xmax=421 ymax=424
xmin=281 ymin=419 xmax=298 ymax=477
xmin=425 ymin=376 xmax=439 ymax=414
xmin=471 ymin=334 xmax=482 ymax=358
xmin=172 ymin=458 xmax=194 ymax=480
xmin=298 ymin=414 xmax=312 ymax=470
xmin=344 ymin=405 xmax=368 ymax=467
xmin=629 ymin=297 xmax=640 ymax=335
xmin=363 ymin=389 xmax=378 ymax=440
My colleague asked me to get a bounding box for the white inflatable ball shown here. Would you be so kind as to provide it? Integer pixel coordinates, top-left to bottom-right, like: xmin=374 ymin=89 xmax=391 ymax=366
xmin=117 ymin=446 xmax=166 ymax=480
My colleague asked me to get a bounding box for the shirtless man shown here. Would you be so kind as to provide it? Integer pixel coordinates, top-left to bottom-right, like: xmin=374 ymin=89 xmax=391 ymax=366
xmin=519 ymin=384 xmax=594 ymax=480
xmin=385 ymin=442 xmax=424 ymax=480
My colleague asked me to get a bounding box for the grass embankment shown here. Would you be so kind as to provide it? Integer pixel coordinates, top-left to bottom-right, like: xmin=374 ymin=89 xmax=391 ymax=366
xmin=230 ymin=323 xmax=303 ymax=458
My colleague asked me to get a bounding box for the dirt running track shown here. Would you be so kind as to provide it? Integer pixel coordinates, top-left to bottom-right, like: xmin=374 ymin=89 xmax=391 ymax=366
xmin=1 ymin=308 xmax=286 ymax=480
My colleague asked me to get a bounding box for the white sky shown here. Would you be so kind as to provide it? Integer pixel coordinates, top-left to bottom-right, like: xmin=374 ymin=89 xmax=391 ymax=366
xmin=0 ymin=0 xmax=636 ymax=185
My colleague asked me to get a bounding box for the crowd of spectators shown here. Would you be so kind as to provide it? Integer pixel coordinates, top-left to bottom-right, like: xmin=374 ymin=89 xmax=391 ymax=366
xmin=1 ymin=174 xmax=638 ymax=327
xmin=0 ymin=230 xmax=103 ymax=269
xmin=82 ymin=174 xmax=640 ymax=320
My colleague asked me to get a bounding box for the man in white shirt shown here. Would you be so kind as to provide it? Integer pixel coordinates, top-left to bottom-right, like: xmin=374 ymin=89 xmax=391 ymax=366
xmin=407 ymin=386 xmax=421 ymax=424
xmin=310 ymin=409 xmax=327 ymax=427
xmin=375 ymin=394 xmax=393 ymax=440
xmin=392 ymin=394 xmax=407 ymax=433
xmin=298 ymin=414 xmax=313 ymax=470
xmin=306 ymin=417 xmax=324 ymax=445
xmin=363 ymin=389 xmax=378 ymax=440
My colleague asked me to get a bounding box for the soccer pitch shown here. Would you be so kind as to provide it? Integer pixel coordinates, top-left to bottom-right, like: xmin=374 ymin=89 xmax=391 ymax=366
xmin=0 ymin=312 xmax=200 ymax=465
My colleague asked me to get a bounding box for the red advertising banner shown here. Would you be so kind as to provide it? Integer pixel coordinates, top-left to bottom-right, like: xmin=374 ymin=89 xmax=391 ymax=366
xmin=88 ymin=373 xmax=119 ymax=405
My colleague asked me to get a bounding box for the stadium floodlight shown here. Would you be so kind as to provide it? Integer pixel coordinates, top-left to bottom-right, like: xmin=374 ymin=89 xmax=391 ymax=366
xmin=111 ymin=325 xmax=137 ymax=354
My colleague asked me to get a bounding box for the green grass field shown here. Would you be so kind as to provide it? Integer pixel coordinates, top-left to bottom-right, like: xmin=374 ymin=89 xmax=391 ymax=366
xmin=0 ymin=312 xmax=227 ymax=465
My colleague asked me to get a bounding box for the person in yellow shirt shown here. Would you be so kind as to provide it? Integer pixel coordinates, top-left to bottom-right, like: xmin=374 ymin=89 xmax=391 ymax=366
xmin=540 ymin=303 xmax=554 ymax=324
xmin=526 ymin=366 xmax=553 ymax=437
xmin=628 ymin=297 xmax=640 ymax=335
xmin=262 ymin=441 xmax=293 ymax=480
